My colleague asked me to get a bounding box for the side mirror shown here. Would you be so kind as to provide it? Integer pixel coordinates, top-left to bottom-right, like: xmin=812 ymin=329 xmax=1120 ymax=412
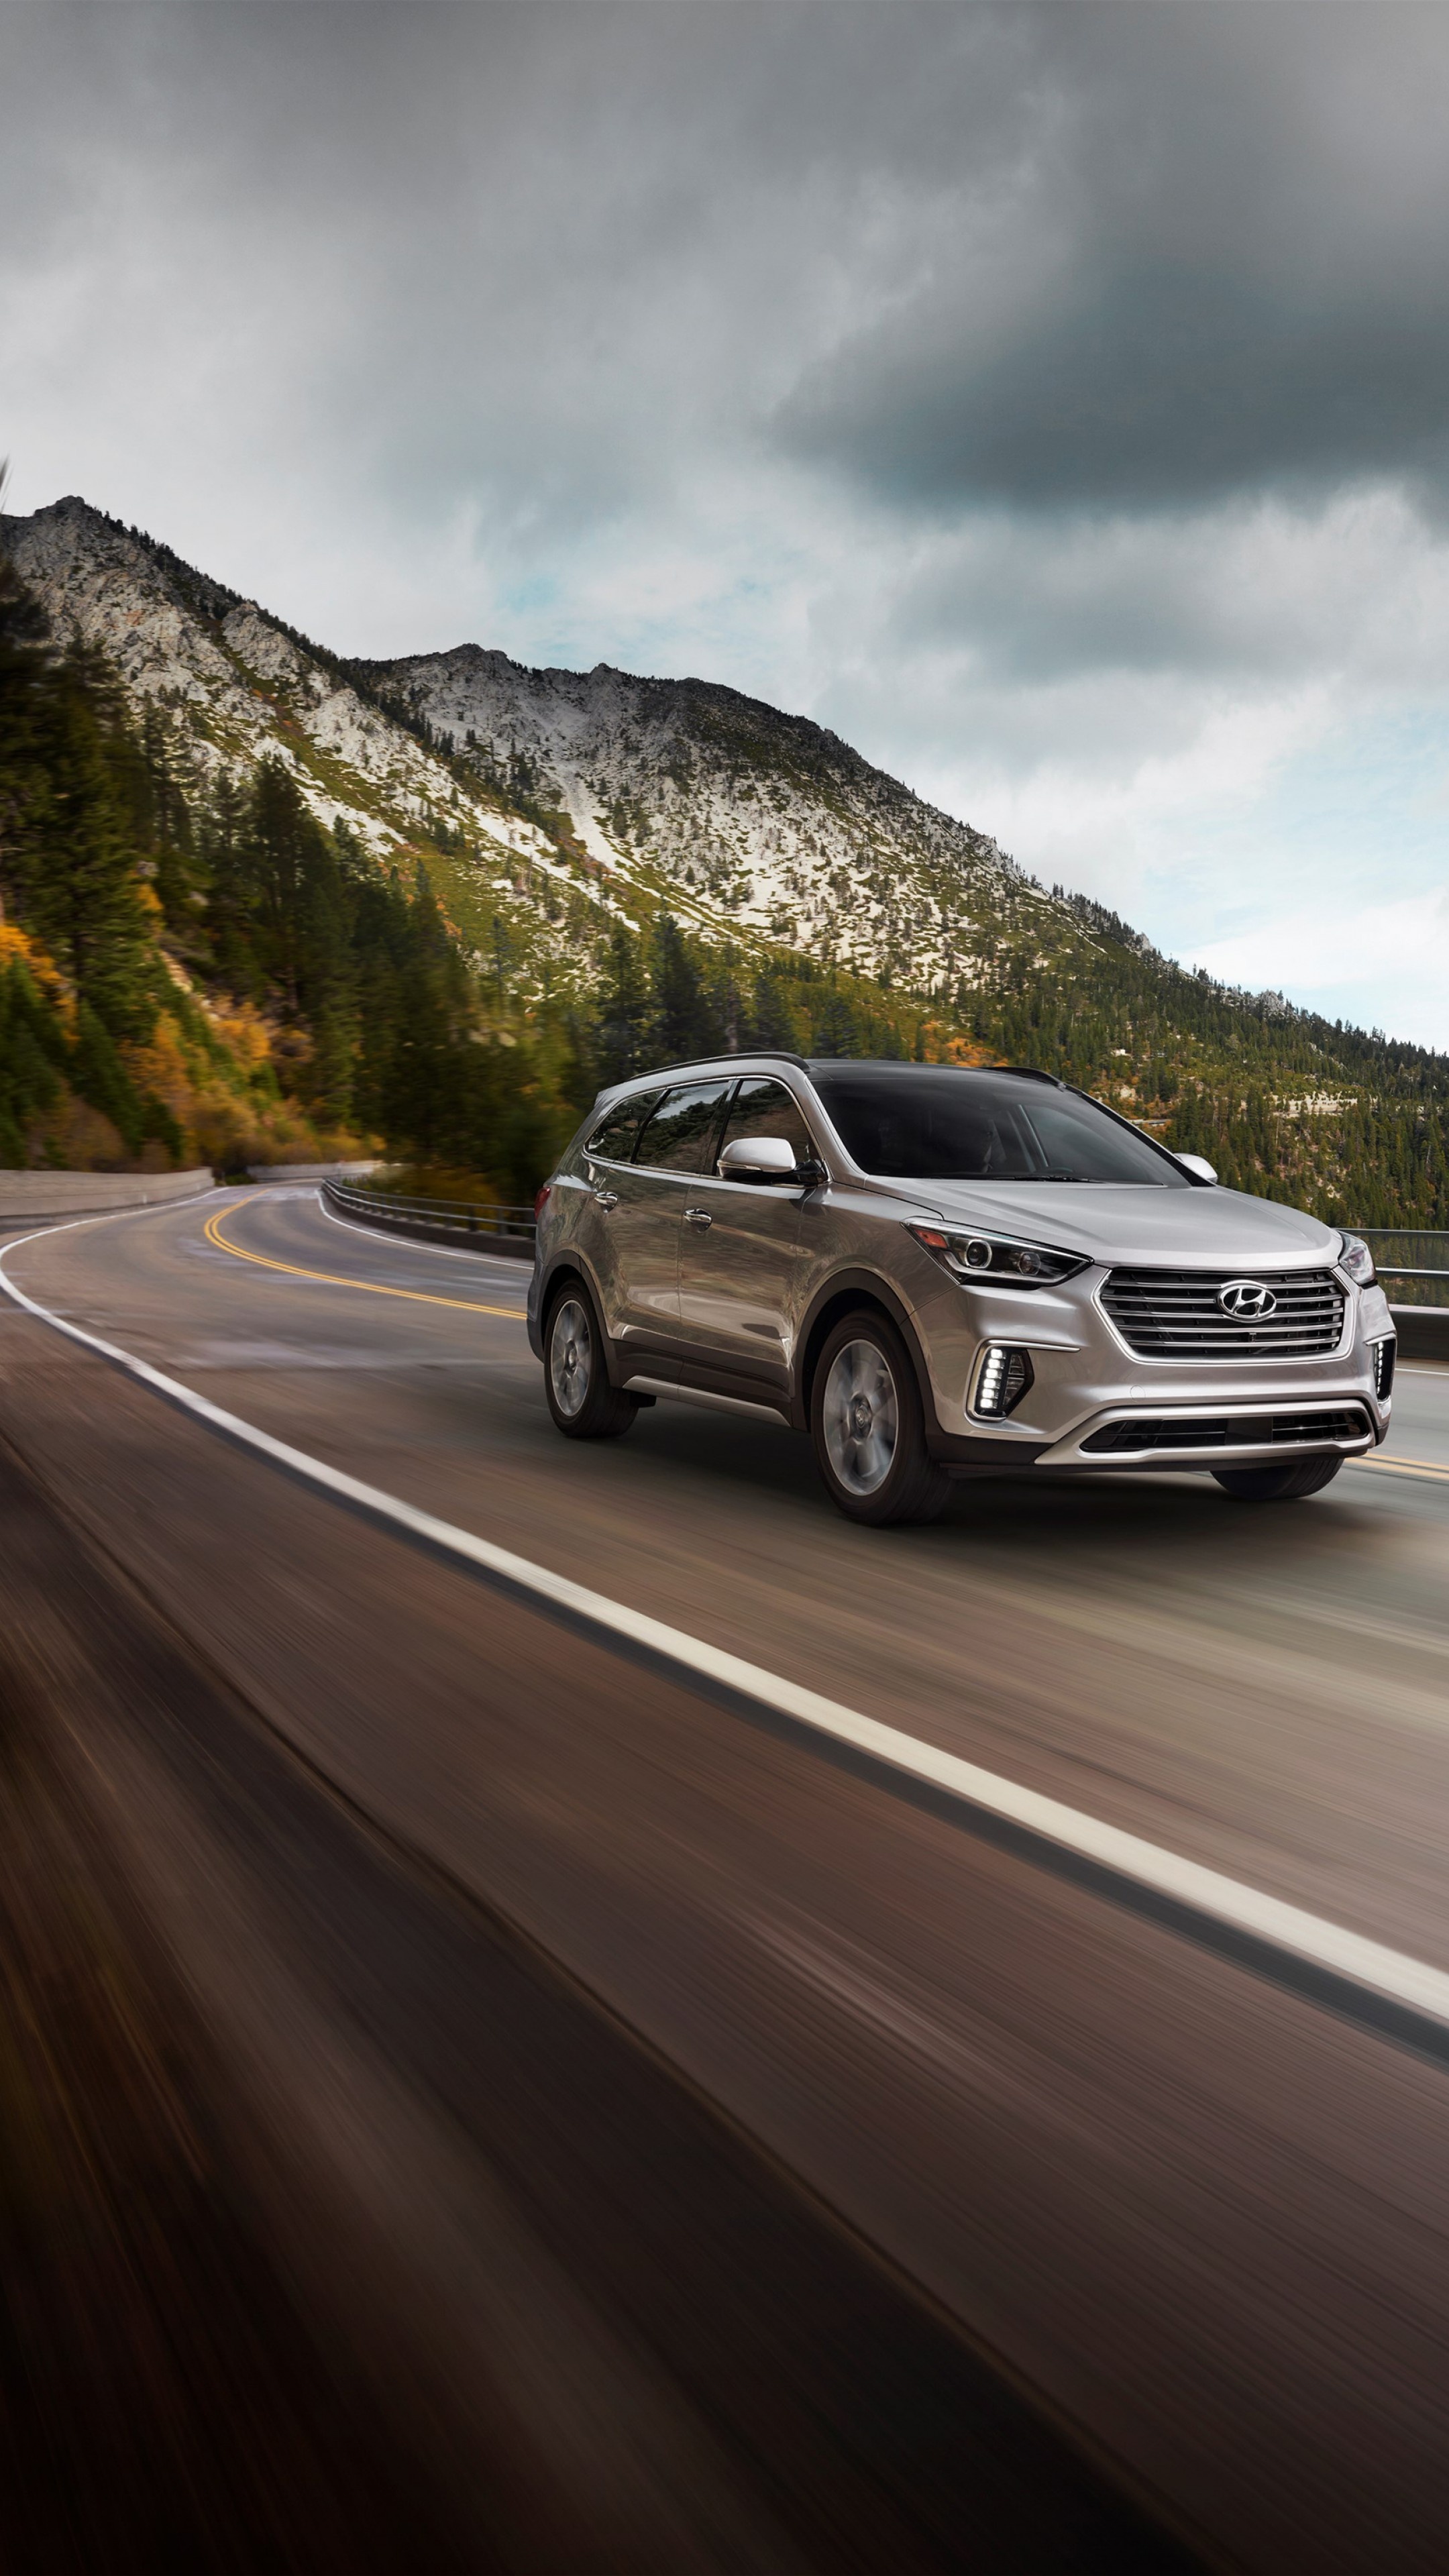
xmin=1175 ymin=1152 xmax=1218 ymax=1185
xmin=718 ymin=1134 xmax=818 ymax=1185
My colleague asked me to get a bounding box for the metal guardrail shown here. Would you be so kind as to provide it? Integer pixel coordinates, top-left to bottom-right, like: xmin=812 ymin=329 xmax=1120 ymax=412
xmin=1356 ymin=1231 xmax=1449 ymax=1309
xmin=323 ymin=1175 xmax=536 ymax=1256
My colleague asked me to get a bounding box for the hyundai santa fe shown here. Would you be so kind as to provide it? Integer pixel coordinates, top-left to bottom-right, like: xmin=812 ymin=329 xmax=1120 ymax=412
xmin=527 ymin=1056 xmax=1396 ymax=1525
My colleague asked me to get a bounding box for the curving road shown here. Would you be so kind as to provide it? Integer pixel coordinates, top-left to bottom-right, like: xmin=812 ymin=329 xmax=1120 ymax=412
xmin=6 ymin=1184 xmax=1449 ymax=2569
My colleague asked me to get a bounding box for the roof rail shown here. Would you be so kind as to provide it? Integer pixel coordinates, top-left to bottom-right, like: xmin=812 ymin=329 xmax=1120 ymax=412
xmin=607 ymin=1052 xmax=1060 ymax=1085
xmin=614 ymin=1050 xmax=812 ymax=1082
xmin=802 ymin=1057 xmax=1063 ymax=1086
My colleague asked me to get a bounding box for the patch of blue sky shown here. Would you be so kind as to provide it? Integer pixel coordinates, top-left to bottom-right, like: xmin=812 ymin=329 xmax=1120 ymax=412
xmin=499 ymin=571 xmax=562 ymax=621
xmin=1150 ymin=706 xmax=1449 ymax=945
xmin=1156 ymin=704 xmax=1449 ymax=1049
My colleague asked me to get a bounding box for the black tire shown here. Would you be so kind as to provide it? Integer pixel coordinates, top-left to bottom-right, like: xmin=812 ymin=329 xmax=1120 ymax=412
xmin=1212 ymin=1454 xmax=1343 ymax=1502
xmin=543 ymin=1281 xmax=639 ymax=1440
xmin=809 ymin=1308 xmax=952 ymax=1526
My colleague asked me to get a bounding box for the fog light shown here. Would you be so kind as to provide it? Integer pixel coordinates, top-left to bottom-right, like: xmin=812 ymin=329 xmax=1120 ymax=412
xmin=973 ymin=1344 xmax=1034 ymax=1419
xmin=1371 ymin=1338 xmax=1396 ymax=1401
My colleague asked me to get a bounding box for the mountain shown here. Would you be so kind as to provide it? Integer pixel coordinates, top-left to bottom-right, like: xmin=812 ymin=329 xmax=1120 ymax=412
xmin=3 ymin=492 xmax=1449 ymax=1223
xmin=2 ymin=495 xmax=1045 ymax=996
xmin=354 ymin=643 xmax=1038 ymax=990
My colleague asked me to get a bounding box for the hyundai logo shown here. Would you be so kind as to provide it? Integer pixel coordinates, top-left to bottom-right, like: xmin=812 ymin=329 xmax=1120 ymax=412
xmin=1218 ymin=1279 xmax=1277 ymax=1321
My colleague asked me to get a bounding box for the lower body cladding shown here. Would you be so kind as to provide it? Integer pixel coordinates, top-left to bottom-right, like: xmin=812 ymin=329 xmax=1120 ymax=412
xmin=1035 ymin=1397 xmax=1379 ymax=1472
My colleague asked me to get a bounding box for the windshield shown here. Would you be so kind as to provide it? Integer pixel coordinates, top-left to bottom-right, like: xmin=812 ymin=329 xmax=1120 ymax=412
xmin=809 ymin=1067 xmax=1189 ymax=1186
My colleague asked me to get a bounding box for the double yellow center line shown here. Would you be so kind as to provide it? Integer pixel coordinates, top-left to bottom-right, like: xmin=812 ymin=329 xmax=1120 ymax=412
xmin=203 ymin=1202 xmax=526 ymax=1320
xmin=1348 ymin=1453 xmax=1449 ymax=1486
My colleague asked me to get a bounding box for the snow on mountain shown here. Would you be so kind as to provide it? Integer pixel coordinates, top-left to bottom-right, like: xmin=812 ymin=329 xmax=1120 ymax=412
xmin=3 ymin=495 xmax=1061 ymax=996
xmin=360 ymin=642 xmax=1055 ymax=989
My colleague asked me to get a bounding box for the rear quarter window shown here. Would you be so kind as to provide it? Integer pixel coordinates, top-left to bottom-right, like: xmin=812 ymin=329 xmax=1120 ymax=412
xmin=586 ymin=1093 xmax=659 ymax=1163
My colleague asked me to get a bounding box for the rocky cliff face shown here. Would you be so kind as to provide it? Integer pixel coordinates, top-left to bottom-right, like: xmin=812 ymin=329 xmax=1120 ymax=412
xmin=359 ymin=641 xmax=1046 ymax=989
xmin=3 ymin=496 xmax=1063 ymax=1000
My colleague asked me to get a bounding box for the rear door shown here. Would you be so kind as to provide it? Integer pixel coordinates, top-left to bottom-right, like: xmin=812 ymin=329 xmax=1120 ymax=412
xmin=576 ymin=1088 xmax=661 ymax=1345
xmin=676 ymin=1076 xmax=818 ymax=1393
xmin=596 ymin=1079 xmax=732 ymax=1368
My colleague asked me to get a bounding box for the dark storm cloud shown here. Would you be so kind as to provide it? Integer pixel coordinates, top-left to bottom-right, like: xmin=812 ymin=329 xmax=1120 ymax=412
xmin=779 ymin=6 xmax=1449 ymax=515
xmin=793 ymin=262 xmax=1449 ymax=513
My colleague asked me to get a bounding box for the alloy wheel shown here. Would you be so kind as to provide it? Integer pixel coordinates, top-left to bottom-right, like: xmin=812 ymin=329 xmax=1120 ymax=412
xmin=549 ymin=1297 xmax=592 ymax=1419
xmin=822 ymin=1339 xmax=899 ymax=1496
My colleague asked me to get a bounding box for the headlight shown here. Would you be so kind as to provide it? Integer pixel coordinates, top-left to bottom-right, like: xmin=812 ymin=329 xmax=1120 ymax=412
xmin=908 ymin=1225 xmax=1089 ymax=1288
xmin=1337 ymin=1232 xmax=1376 ymax=1287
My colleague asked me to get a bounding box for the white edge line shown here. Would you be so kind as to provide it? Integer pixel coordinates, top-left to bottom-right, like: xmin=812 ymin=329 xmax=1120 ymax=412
xmin=5 ymin=1203 xmax=1449 ymax=2034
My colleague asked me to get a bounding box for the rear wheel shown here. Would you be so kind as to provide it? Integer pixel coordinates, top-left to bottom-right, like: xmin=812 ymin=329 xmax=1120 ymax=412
xmin=810 ymin=1309 xmax=951 ymax=1526
xmin=543 ymin=1283 xmax=638 ymax=1440
xmin=1212 ymin=1454 xmax=1343 ymax=1501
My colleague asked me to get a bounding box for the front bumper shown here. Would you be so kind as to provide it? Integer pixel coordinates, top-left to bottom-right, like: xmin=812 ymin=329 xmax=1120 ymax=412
xmin=916 ymin=1263 xmax=1394 ymax=1471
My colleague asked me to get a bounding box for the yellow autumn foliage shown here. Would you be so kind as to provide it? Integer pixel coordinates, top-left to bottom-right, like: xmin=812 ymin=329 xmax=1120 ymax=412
xmin=0 ymin=920 xmax=65 ymax=996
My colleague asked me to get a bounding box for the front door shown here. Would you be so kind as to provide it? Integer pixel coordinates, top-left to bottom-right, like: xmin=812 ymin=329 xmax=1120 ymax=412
xmin=676 ymin=1076 xmax=818 ymax=1393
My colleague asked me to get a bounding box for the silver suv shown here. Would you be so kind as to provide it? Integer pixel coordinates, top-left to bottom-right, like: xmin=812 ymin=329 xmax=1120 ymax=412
xmin=527 ymin=1055 xmax=1395 ymax=1524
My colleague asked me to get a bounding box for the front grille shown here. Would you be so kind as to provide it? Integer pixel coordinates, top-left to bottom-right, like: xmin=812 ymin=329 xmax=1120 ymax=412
xmin=1081 ymin=1407 xmax=1370 ymax=1456
xmin=1101 ymin=1267 xmax=1345 ymax=1359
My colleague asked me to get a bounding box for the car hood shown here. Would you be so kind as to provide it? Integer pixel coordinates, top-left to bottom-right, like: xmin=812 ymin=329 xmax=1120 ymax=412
xmin=878 ymin=1179 xmax=1340 ymax=1270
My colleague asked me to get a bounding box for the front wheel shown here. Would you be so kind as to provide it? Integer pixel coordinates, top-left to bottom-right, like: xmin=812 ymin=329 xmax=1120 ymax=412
xmin=810 ymin=1309 xmax=951 ymax=1526
xmin=544 ymin=1283 xmax=639 ymax=1440
xmin=1212 ymin=1454 xmax=1343 ymax=1502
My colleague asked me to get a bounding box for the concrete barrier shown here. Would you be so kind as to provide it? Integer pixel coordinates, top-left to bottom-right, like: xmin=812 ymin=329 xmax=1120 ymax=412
xmin=0 ymin=1168 xmax=215 ymax=1222
xmin=247 ymin=1161 xmax=384 ymax=1183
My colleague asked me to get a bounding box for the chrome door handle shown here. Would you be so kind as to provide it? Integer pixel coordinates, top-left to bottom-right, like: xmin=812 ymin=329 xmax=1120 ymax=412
xmin=594 ymin=1190 xmax=619 ymax=1212
xmin=684 ymin=1207 xmax=713 ymax=1230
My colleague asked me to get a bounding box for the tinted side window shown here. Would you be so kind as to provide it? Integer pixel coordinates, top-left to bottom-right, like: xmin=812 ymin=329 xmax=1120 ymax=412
xmin=588 ymin=1093 xmax=657 ymax=1163
xmin=635 ymin=1080 xmax=732 ymax=1172
xmin=716 ymin=1077 xmax=814 ymax=1169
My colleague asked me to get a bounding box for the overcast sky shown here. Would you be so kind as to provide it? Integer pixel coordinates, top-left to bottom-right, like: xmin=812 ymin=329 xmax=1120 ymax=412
xmin=6 ymin=3 xmax=1449 ymax=1044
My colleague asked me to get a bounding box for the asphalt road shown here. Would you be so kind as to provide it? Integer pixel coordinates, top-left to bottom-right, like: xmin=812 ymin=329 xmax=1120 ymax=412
xmin=5 ymin=1185 xmax=1449 ymax=2570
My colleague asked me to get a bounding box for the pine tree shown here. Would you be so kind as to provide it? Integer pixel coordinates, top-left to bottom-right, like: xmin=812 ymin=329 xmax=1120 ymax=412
xmin=650 ymin=914 xmax=722 ymax=1063
xmin=593 ymin=926 xmax=653 ymax=1083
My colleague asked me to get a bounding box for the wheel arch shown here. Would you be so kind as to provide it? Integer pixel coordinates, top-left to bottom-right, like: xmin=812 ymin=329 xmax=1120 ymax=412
xmin=792 ymin=1270 xmax=936 ymax=1438
xmin=537 ymin=1250 xmax=637 ymax=1389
